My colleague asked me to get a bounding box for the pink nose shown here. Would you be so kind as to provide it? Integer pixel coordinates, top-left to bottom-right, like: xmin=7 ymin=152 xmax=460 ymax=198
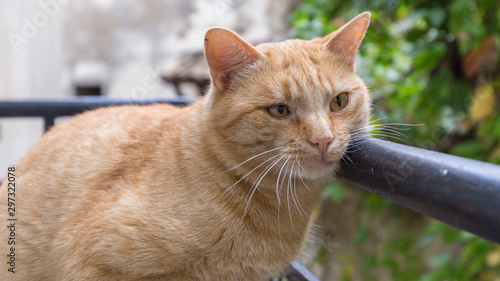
xmin=309 ymin=134 xmax=333 ymax=155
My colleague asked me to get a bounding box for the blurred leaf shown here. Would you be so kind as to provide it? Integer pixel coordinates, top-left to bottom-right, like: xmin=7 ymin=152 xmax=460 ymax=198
xmin=487 ymin=249 xmax=500 ymax=268
xmin=451 ymin=141 xmax=486 ymax=160
xmin=322 ymin=181 xmax=344 ymax=202
xmin=470 ymin=83 xmax=495 ymax=124
xmin=489 ymin=147 xmax=500 ymax=165
xmin=430 ymin=254 xmax=452 ymax=268
xmin=462 ymin=35 xmax=498 ymax=78
xmin=428 ymin=8 xmax=446 ymax=27
xmin=354 ymin=225 xmax=370 ymax=244
xmin=411 ymin=42 xmax=447 ymax=71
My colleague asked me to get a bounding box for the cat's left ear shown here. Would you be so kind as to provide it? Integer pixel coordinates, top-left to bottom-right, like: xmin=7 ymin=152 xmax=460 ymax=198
xmin=204 ymin=28 xmax=261 ymax=90
xmin=323 ymin=12 xmax=371 ymax=69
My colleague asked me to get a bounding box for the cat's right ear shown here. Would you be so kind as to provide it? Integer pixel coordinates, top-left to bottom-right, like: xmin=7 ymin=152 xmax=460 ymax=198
xmin=204 ymin=28 xmax=261 ymax=90
xmin=323 ymin=12 xmax=371 ymax=69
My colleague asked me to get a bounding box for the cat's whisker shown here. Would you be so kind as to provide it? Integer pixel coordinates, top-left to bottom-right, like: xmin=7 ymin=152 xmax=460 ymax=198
xmin=368 ymin=132 xmax=408 ymax=141
xmin=346 ymin=139 xmax=363 ymax=145
xmin=225 ymin=146 xmax=285 ymax=172
xmin=367 ymin=133 xmax=407 ymax=143
xmin=279 ymin=157 xmax=291 ymax=199
xmin=372 ymin=122 xmax=422 ymax=127
xmin=342 ymin=153 xmax=354 ymax=166
xmin=276 ymin=189 xmax=285 ymax=255
xmin=286 ymin=160 xmax=294 ymax=230
xmin=220 ymin=154 xmax=281 ymax=199
xmin=364 ymin=127 xmax=407 ymax=138
xmin=288 ymin=161 xmax=302 ymax=217
xmin=336 ymin=161 xmax=345 ymax=174
xmin=242 ymin=158 xmax=281 ymax=220
xmin=243 ymin=154 xmax=286 ymax=220
xmin=276 ymin=154 xmax=293 ymax=206
xmin=201 ymin=136 xmax=233 ymax=152
xmin=366 ymin=125 xmax=411 ymax=135
xmin=291 ymin=160 xmax=306 ymax=216
xmin=366 ymin=123 xmax=421 ymax=134
xmin=275 ymin=155 xmax=290 ymax=254
xmin=351 ymin=121 xmax=420 ymax=134
xmin=349 ymin=132 xmax=367 ymax=139
xmin=365 ymin=116 xmax=388 ymax=125
xmin=348 ymin=122 xmax=423 ymax=145
xmin=296 ymin=156 xmax=311 ymax=192
xmin=295 ymin=155 xmax=305 ymax=171
xmin=349 ymin=135 xmax=368 ymax=142
xmin=374 ymin=129 xmax=408 ymax=138
xmin=371 ymin=130 xmax=407 ymax=140
xmin=340 ymin=156 xmax=347 ymax=166
xmin=345 ymin=147 xmax=362 ymax=153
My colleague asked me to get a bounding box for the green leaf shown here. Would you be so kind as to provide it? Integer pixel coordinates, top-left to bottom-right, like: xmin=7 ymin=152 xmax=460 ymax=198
xmin=321 ymin=182 xmax=344 ymax=202
xmin=430 ymin=254 xmax=451 ymax=268
xmin=411 ymin=42 xmax=447 ymax=71
xmin=427 ymin=8 xmax=446 ymax=27
xmin=355 ymin=225 xmax=370 ymax=244
xmin=451 ymin=141 xmax=486 ymax=160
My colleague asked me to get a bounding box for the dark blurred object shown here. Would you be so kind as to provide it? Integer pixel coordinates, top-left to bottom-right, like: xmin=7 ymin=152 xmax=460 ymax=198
xmin=462 ymin=35 xmax=498 ymax=79
xmin=73 ymin=60 xmax=109 ymax=96
xmin=161 ymin=53 xmax=210 ymax=96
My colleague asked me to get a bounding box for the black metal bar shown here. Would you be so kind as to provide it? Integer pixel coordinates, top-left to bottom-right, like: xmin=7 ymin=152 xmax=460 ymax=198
xmin=281 ymin=261 xmax=321 ymax=281
xmin=336 ymin=137 xmax=500 ymax=244
xmin=44 ymin=116 xmax=55 ymax=131
xmin=0 ymin=96 xmax=194 ymax=119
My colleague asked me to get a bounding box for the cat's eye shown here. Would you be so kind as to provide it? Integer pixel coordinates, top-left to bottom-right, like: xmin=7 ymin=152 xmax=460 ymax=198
xmin=267 ymin=105 xmax=290 ymax=118
xmin=330 ymin=92 xmax=349 ymax=112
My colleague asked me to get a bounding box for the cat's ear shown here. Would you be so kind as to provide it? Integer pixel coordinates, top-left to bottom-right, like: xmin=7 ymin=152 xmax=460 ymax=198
xmin=323 ymin=12 xmax=371 ymax=69
xmin=204 ymin=28 xmax=261 ymax=90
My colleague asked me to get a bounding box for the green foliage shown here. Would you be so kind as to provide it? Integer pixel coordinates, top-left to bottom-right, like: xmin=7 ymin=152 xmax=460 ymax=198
xmin=290 ymin=0 xmax=500 ymax=280
xmin=420 ymin=222 xmax=498 ymax=281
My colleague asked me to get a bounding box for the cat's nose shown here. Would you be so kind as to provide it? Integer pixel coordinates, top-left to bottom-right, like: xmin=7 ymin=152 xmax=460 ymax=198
xmin=309 ymin=134 xmax=333 ymax=155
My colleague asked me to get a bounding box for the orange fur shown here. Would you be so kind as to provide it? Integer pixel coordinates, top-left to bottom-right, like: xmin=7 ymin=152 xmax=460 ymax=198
xmin=1 ymin=12 xmax=371 ymax=280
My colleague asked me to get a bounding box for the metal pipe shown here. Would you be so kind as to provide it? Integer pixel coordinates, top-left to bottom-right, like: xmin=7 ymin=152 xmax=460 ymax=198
xmin=335 ymin=137 xmax=500 ymax=244
xmin=0 ymin=96 xmax=194 ymax=118
xmin=0 ymin=96 xmax=194 ymax=131
xmin=281 ymin=261 xmax=321 ymax=281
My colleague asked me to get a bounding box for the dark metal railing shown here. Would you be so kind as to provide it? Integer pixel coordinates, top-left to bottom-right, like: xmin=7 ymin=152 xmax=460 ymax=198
xmin=0 ymin=96 xmax=194 ymax=131
xmin=1 ymin=97 xmax=499 ymax=280
xmin=336 ymin=138 xmax=500 ymax=244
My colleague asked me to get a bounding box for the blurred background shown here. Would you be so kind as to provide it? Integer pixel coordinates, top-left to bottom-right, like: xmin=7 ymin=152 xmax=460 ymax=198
xmin=1 ymin=0 xmax=500 ymax=280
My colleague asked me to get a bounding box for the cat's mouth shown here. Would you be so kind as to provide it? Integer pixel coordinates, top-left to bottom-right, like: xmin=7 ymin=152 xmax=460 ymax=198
xmin=298 ymin=154 xmax=341 ymax=179
xmin=299 ymin=159 xmax=337 ymax=180
xmin=302 ymin=159 xmax=334 ymax=171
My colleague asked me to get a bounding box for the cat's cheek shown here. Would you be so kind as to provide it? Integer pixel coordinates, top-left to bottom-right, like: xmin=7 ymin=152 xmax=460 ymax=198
xmin=325 ymin=137 xmax=349 ymax=160
xmin=249 ymin=117 xmax=283 ymax=144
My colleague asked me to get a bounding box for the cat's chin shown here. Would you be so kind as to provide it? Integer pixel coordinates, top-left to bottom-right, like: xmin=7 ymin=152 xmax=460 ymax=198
xmin=300 ymin=160 xmax=338 ymax=180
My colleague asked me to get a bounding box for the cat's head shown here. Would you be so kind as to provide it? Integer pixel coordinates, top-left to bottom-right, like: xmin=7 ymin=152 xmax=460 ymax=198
xmin=203 ymin=12 xmax=371 ymax=181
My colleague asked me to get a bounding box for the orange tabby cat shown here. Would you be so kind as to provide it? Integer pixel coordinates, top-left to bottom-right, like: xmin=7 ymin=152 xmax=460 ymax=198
xmin=1 ymin=12 xmax=371 ymax=281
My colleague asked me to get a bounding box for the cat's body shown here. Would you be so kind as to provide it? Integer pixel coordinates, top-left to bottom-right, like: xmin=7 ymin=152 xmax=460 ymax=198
xmin=1 ymin=12 xmax=371 ymax=280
